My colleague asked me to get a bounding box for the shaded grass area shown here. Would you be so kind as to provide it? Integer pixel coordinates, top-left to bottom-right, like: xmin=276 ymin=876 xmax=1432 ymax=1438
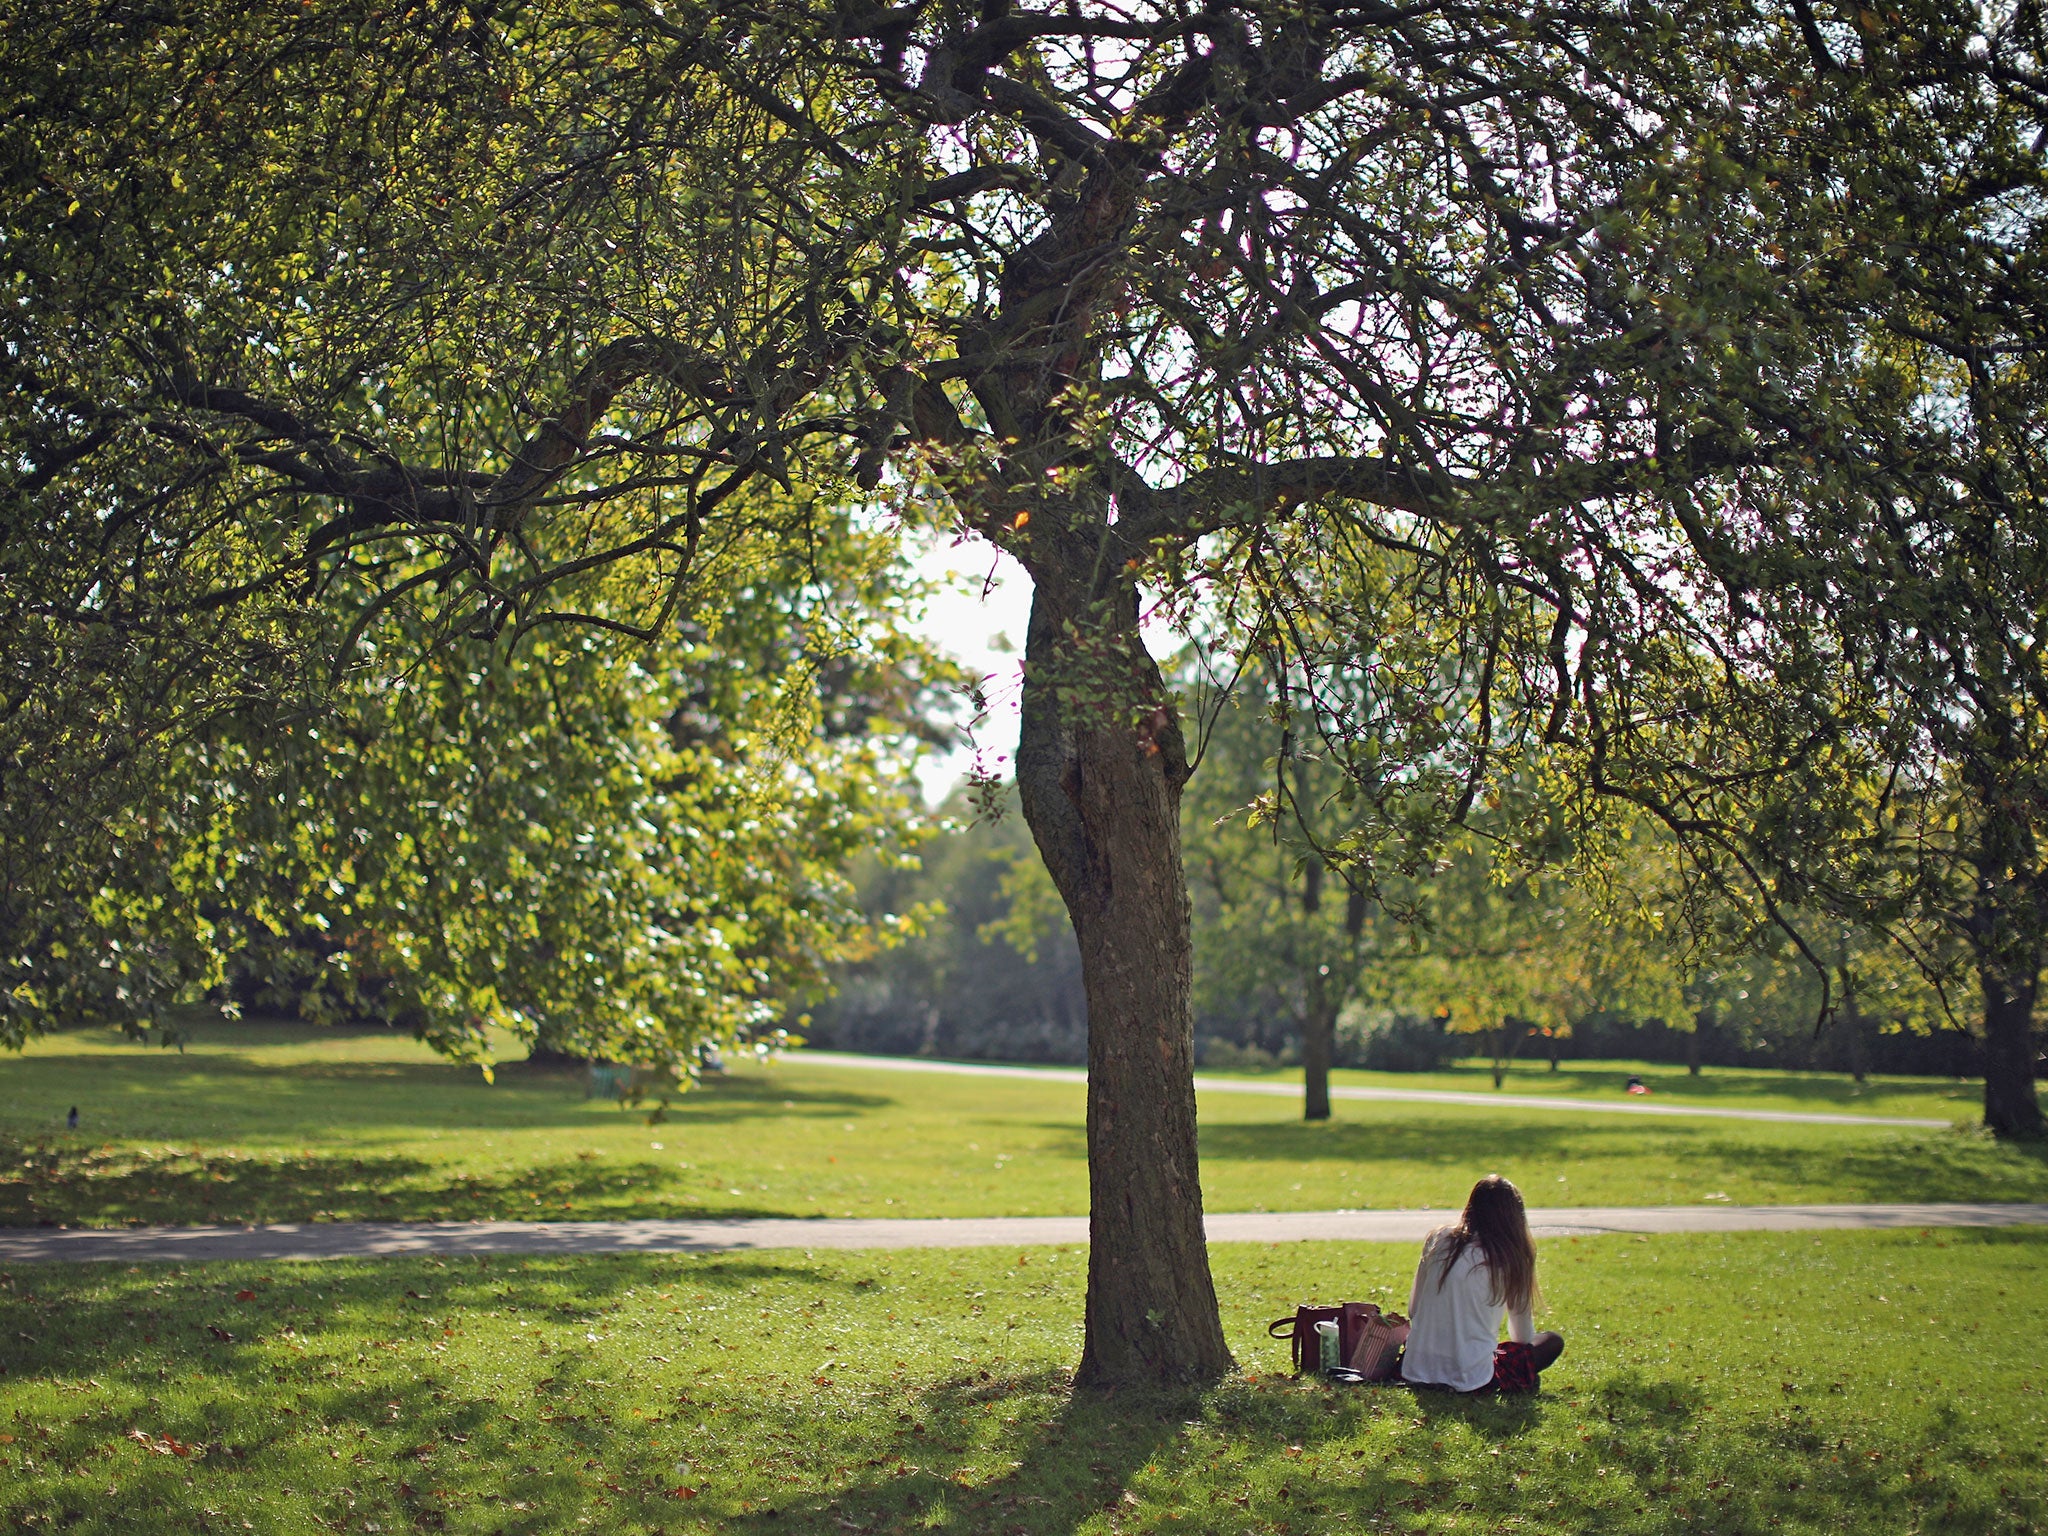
xmin=3 ymin=1229 xmax=2045 ymax=1534
xmin=904 ymin=1049 xmax=1981 ymax=1118
xmin=1204 ymin=1057 xmax=1981 ymax=1119
xmin=1193 ymin=1110 xmax=2048 ymax=1213
xmin=4 ymin=1022 xmax=2044 ymax=1228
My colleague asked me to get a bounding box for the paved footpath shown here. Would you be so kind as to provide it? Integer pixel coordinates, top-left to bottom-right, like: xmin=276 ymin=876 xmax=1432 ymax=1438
xmin=794 ymin=1051 xmax=1952 ymax=1128
xmin=4 ymin=1203 xmax=2043 ymax=1266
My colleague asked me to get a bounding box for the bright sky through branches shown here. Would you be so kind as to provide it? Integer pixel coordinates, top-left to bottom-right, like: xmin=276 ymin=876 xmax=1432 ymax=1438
xmin=912 ymin=535 xmax=1030 ymax=804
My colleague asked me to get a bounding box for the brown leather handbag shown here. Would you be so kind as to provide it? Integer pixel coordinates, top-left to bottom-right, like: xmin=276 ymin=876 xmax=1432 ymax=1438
xmin=1268 ymin=1304 xmax=1345 ymax=1375
xmin=1267 ymin=1301 xmax=1409 ymax=1379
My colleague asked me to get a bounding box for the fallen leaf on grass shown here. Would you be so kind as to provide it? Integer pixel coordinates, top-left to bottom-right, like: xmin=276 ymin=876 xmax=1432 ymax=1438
xmin=207 ymin=1325 xmax=233 ymax=1342
xmin=669 ymin=1487 xmax=698 ymax=1500
xmin=234 ymin=1289 xmax=256 ymax=1302
xmin=126 ymin=1429 xmax=192 ymax=1457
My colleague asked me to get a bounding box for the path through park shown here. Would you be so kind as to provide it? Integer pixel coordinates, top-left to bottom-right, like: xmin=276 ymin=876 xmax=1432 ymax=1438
xmin=5 ymin=1202 xmax=2044 ymax=1265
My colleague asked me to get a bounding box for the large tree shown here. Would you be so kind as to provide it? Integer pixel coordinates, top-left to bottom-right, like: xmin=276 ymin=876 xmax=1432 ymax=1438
xmin=1182 ymin=671 xmax=1376 ymax=1120
xmin=12 ymin=0 xmax=1945 ymax=1384
xmin=709 ymin=0 xmax=1815 ymax=1382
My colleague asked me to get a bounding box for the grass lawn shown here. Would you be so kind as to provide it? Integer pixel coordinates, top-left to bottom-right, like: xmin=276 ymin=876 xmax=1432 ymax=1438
xmin=2 ymin=1228 xmax=2043 ymax=1534
xmin=1198 ymin=1057 xmax=1980 ymax=1121
xmin=4 ymin=1023 xmax=2045 ymax=1227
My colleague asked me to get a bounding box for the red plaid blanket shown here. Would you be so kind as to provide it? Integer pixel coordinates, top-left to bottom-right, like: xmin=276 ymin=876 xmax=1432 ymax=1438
xmin=1491 ymin=1341 xmax=1539 ymax=1393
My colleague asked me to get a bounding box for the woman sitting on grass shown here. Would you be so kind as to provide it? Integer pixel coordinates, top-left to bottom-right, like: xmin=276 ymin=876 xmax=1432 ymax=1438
xmin=1399 ymin=1174 xmax=1564 ymax=1393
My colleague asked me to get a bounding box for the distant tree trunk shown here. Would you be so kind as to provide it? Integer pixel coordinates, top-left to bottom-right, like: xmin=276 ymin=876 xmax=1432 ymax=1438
xmin=1686 ymin=1023 xmax=1702 ymax=1077
xmin=1302 ymin=969 xmax=1334 ymax=1122
xmin=1015 ymin=566 xmax=1234 ymax=1387
xmin=1969 ymin=796 xmax=2046 ymax=1140
xmin=1837 ymin=966 xmax=1870 ymax=1085
xmin=1299 ymin=855 xmax=1332 ymax=1121
xmin=1981 ymin=958 xmax=2041 ymax=1137
xmin=1490 ymin=1019 xmax=1536 ymax=1088
xmin=1548 ymin=1031 xmax=1561 ymax=1071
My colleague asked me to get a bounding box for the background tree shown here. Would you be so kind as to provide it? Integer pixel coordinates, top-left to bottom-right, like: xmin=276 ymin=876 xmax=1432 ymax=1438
xmin=1542 ymin=3 xmax=2048 ymax=1135
xmin=1183 ymin=674 xmax=1376 ymax=1120
xmin=69 ymin=524 xmax=936 ymax=1071
xmin=0 ymin=4 xmax=948 ymax=1056
xmin=1368 ymin=825 xmax=1691 ymax=1090
xmin=808 ymin=785 xmax=1089 ymax=1064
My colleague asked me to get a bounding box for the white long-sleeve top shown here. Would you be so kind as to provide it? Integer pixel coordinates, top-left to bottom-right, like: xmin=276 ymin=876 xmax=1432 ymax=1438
xmin=1399 ymin=1227 xmax=1534 ymax=1392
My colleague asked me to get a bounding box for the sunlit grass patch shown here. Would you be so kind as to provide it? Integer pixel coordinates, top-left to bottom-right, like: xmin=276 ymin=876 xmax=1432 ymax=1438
xmin=3 ymin=1023 xmax=2044 ymax=1228
xmin=3 ymin=1229 xmax=2045 ymax=1533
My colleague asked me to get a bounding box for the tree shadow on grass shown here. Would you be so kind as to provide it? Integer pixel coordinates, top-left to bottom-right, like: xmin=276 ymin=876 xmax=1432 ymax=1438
xmin=4 ymin=1048 xmax=895 ymax=1142
xmin=0 ymin=1252 xmax=875 ymax=1535
xmin=1431 ymin=1063 xmax=1975 ymax=1110
xmin=0 ymin=1138 xmax=812 ymax=1226
xmin=710 ymin=1370 xmax=1580 ymax=1536
xmin=633 ymin=1068 xmax=896 ymax=1122
xmin=717 ymin=1373 xmax=1202 ymax=1536
xmin=1194 ymin=1117 xmax=2048 ymax=1203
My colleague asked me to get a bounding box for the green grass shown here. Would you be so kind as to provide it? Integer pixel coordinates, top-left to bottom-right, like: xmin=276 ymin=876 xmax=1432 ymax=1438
xmin=864 ymin=1048 xmax=1979 ymax=1118
xmin=3 ymin=1228 xmax=2044 ymax=1534
xmin=1202 ymin=1057 xmax=1980 ymax=1121
xmin=5 ymin=1022 xmax=2045 ymax=1227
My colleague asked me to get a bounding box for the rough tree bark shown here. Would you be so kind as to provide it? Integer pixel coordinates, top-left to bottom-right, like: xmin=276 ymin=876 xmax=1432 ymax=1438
xmin=1300 ymin=856 xmax=1333 ymax=1123
xmin=1836 ymin=966 xmax=1870 ymax=1086
xmin=1301 ymin=969 xmax=1336 ymax=1123
xmin=1978 ymin=952 xmax=2040 ymax=1138
xmin=1970 ymin=795 xmax=2046 ymax=1140
xmin=1014 ymin=557 xmax=1234 ymax=1387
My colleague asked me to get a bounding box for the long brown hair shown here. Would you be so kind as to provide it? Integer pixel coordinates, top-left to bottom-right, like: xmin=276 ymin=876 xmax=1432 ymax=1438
xmin=1434 ymin=1174 xmax=1537 ymax=1313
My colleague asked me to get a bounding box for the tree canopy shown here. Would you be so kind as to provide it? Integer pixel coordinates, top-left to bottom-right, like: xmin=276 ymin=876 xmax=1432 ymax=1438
xmin=10 ymin=0 xmax=2047 ymax=1389
xmin=1 ymin=1 xmax=950 ymax=1060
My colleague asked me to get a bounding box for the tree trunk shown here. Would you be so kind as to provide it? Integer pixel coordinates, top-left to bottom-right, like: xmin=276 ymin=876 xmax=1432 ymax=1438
xmin=1302 ymin=967 xmax=1334 ymax=1122
xmin=1494 ymin=1019 xmax=1533 ymax=1088
xmin=1014 ymin=567 xmax=1234 ymax=1387
xmin=1837 ymin=967 xmax=1869 ymax=1086
xmin=1686 ymin=1022 xmax=1701 ymax=1077
xmin=1969 ymin=796 xmax=2046 ymax=1139
xmin=1980 ymin=949 xmax=2044 ymax=1138
xmin=1299 ymin=854 xmax=1332 ymax=1121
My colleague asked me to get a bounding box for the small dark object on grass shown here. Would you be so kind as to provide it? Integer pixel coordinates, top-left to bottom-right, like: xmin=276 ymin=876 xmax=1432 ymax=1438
xmin=66 ymin=1106 xmax=77 ymax=1129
